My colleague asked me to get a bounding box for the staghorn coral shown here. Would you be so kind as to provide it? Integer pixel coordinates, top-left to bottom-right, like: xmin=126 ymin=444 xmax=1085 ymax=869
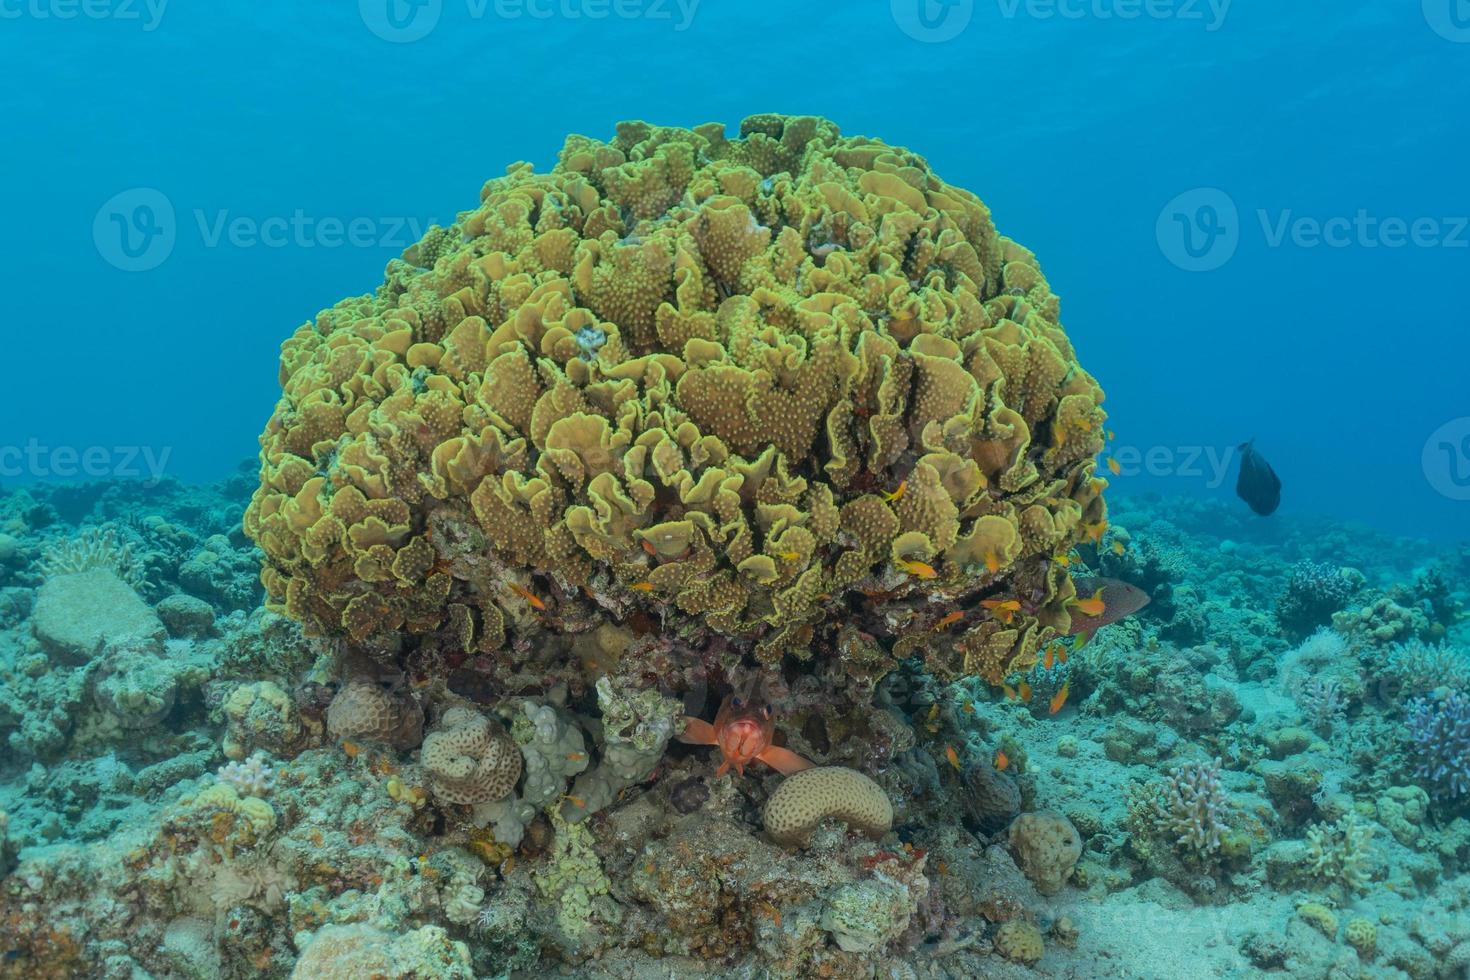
xmin=763 ymin=765 xmax=893 ymax=847
xmin=217 ymin=751 xmax=276 ymax=797
xmin=244 ymin=114 xmax=1108 ymax=688
xmin=1383 ymin=638 xmax=1470 ymax=698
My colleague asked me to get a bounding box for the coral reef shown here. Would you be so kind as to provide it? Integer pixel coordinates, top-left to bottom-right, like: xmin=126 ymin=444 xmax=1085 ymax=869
xmin=244 ymin=113 xmax=1109 ymax=691
xmin=4 ymin=123 xmax=1470 ymax=979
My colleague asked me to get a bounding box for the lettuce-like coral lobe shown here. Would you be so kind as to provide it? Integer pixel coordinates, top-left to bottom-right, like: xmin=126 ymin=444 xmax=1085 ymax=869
xmin=244 ymin=114 xmax=1107 ymax=685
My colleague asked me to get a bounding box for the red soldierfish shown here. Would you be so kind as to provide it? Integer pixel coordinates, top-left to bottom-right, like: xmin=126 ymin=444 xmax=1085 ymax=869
xmin=1065 ymin=576 xmax=1151 ymax=642
xmin=678 ymin=693 xmax=815 ymax=777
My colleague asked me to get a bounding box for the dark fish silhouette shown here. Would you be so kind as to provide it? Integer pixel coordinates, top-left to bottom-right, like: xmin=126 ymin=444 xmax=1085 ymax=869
xmin=1235 ymin=440 xmax=1281 ymax=516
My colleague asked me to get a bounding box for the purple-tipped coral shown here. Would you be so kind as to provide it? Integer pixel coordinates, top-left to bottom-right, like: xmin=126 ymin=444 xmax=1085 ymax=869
xmin=216 ymin=751 xmax=276 ymax=797
xmin=1407 ymin=692 xmax=1470 ymax=803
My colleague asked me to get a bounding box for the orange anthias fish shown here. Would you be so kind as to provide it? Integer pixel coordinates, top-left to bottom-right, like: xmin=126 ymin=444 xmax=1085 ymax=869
xmin=1064 ymin=576 xmax=1152 ymax=642
xmin=1071 ymin=588 xmax=1107 ymax=618
xmin=507 ymin=582 xmax=546 ymax=611
xmin=1049 ymin=680 xmax=1070 ymax=715
xmin=979 ymin=598 xmax=1021 ymax=624
xmin=678 ymin=694 xmax=815 ymax=778
xmin=897 ymin=558 xmax=938 ymax=580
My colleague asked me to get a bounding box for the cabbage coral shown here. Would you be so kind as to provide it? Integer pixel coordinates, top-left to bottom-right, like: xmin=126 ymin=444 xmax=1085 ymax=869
xmin=244 ymin=115 xmax=1108 ymax=689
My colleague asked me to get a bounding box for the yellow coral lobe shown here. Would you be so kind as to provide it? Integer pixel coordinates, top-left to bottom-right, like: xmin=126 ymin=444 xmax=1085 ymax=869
xmin=242 ymin=114 xmax=1109 ymax=684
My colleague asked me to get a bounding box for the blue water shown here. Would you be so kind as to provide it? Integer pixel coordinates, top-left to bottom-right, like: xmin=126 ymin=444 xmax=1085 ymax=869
xmin=2 ymin=1 xmax=1467 ymax=540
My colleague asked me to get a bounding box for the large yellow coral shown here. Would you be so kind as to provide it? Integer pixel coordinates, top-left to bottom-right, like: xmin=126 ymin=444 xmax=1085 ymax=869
xmin=245 ymin=115 xmax=1107 ymax=683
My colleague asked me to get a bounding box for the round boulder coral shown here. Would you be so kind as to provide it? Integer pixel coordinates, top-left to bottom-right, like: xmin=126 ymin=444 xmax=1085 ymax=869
xmin=1006 ymin=810 xmax=1082 ymax=896
xmin=421 ymin=706 xmax=522 ymax=805
xmin=763 ymin=765 xmax=893 ymax=847
xmin=325 ymin=679 xmax=424 ymax=749
xmin=245 ymin=114 xmax=1108 ymax=684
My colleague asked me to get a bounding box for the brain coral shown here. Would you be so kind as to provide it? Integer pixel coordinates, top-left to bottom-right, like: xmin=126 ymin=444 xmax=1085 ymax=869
xmin=245 ymin=114 xmax=1107 ymax=684
xmin=763 ymin=765 xmax=893 ymax=847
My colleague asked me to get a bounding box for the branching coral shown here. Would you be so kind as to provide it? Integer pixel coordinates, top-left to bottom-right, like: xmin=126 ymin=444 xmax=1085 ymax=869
xmin=1406 ymin=691 xmax=1470 ymax=804
xmin=38 ymin=525 xmax=148 ymax=590
xmin=1303 ymin=813 xmax=1376 ymax=893
xmin=1275 ymin=561 xmax=1356 ymax=639
xmin=244 ymin=114 xmax=1108 ymax=688
xmin=1385 ymin=639 xmax=1470 ymax=699
xmin=217 ymin=752 xmax=276 ymax=797
xmin=1130 ymin=758 xmax=1231 ymax=864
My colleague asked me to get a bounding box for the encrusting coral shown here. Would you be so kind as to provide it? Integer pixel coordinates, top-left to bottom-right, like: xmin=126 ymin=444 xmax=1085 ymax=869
xmin=244 ymin=113 xmax=1109 ymax=688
